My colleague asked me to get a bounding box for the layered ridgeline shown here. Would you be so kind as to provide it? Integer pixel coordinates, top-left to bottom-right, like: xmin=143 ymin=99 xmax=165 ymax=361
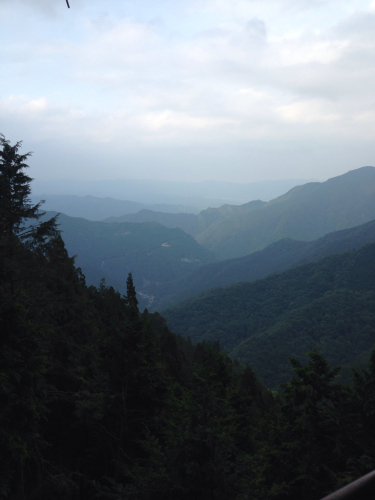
xmin=32 ymin=177 xmax=312 ymax=208
xmin=104 ymin=200 xmax=266 ymax=237
xmin=163 ymin=242 xmax=375 ymax=388
xmin=30 ymin=194 xmax=202 ymax=220
xmin=196 ymin=166 xmax=375 ymax=259
xmin=102 ymin=167 xmax=375 ymax=262
xmin=40 ymin=212 xmax=216 ymax=308
xmin=156 ymin=218 xmax=375 ymax=309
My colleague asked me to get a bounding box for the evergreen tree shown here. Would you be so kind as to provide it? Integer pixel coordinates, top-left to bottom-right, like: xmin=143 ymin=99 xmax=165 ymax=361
xmin=125 ymin=272 xmax=139 ymax=321
xmin=0 ymin=136 xmax=60 ymax=497
xmin=0 ymin=134 xmax=58 ymax=245
xmin=0 ymin=135 xmax=59 ymax=295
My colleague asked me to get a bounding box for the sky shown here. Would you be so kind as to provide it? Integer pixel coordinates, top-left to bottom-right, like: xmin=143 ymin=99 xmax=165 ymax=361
xmin=1 ymin=0 xmax=375 ymax=183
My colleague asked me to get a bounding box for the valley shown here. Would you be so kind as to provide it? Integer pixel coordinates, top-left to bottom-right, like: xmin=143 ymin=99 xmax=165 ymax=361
xmin=33 ymin=166 xmax=375 ymax=390
xmin=3 ymin=137 xmax=375 ymax=499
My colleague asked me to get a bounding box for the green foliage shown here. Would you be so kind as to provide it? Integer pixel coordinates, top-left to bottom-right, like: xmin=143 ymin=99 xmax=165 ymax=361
xmin=157 ymin=218 xmax=375 ymax=310
xmin=164 ymin=243 xmax=375 ymax=388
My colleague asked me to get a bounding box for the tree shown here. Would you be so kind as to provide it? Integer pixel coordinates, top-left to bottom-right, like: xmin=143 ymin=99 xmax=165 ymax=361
xmin=272 ymin=351 xmax=352 ymax=500
xmin=0 ymin=134 xmax=59 ymax=256
xmin=125 ymin=272 xmax=139 ymax=321
xmin=0 ymin=135 xmax=60 ymax=497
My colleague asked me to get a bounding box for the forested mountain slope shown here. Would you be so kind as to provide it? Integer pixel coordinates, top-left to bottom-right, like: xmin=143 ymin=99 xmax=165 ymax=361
xmin=163 ymin=242 xmax=375 ymax=387
xmin=156 ymin=218 xmax=375 ymax=310
xmin=196 ymin=166 xmax=375 ymax=259
xmin=41 ymin=211 xmax=216 ymax=308
xmin=104 ymin=199 xmax=266 ymax=237
xmin=4 ymin=135 xmax=375 ymax=500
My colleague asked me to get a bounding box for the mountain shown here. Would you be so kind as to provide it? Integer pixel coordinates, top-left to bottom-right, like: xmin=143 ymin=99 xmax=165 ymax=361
xmin=104 ymin=210 xmax=202 ymax=235
xmin=32 ymin=177 xmax=314 ymax=207
xmin=31 ymin=194 xmax=201 ymax=221
xmin=196 ymin=166 xmax=375 ymax=259
xmin=155 ymin=218 xmax=375 ymax=309
xmin=104 ymin=200 xmax=266 ymax=237
xmin=162 ymin=242 xmax=375 ymax=388
xmin=41 ymin=212 xmax=216 ymax=308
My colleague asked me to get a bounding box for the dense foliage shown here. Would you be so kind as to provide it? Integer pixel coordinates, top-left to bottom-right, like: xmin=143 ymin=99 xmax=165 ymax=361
xmin=163 ymin=238 xmax=375 ymax=388
xmin=2 ymin=136 xmax=375 ymax=499
xmin=157 ymin=219 xmax=375 ymax=310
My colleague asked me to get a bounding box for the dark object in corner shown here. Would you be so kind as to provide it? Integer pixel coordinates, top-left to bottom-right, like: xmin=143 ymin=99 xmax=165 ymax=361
xmin=66 ymin=0 xmax=70 ymax=7
xmin=320 ymin=470 xmax=375 ymax=500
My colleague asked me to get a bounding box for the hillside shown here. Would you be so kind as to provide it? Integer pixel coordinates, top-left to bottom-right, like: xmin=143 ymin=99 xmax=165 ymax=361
xmin=196 ymin=166 xmax=375 ymax=259
xmin=156 ymin=218 xmax=375 ymax=309
xmin=41 ymin=212 xmax=216 ymax=308
xmin=104 ymin=200 xmax=266 ymax=237
xmin=163 ymin=242 xmax=375 ymax=388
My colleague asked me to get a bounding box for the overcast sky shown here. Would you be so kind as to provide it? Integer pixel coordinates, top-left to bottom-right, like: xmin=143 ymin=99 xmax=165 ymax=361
xmin=1 ymin=0 xmax=375 ymax=183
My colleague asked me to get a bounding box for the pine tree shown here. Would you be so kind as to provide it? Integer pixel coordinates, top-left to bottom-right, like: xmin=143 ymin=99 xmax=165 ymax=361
xmin=0 ymin=134 xmax=59 ymax=241
xmin=125 ymin=272 xmax=139 ymax=321
xmin=0 ymin=135 xmax=59 ymax=292
xmin=0 ymin=136 xmax=60 ymax=497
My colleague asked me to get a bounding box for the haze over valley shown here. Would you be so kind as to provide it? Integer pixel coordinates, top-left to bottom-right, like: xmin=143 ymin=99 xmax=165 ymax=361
xmin=41 ymin=167 xmax=375 ymax=313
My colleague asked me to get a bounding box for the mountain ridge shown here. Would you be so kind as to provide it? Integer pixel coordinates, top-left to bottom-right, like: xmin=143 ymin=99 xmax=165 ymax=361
xmin=162 ymin=241 xmax=375 ymax=388
xmin=196 ymin=166 xmax=375 ymax=259
xmin=155 ymin=217 xmax=375 ymax=310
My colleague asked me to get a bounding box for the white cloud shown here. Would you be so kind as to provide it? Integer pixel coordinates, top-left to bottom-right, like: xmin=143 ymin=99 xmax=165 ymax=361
xmin=277 ymin=100 xmax=341 ymax=124
xmin=1 ymin=0 xmax=375 ymax=182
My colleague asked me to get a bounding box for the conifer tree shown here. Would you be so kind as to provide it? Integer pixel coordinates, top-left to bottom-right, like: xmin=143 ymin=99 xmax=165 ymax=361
xmin=125 ymin=272 xmax=139 ymax=321
xmin=0 ymin=136 xmax=59 ymax=496
xmin=0 ymin=135 xmax=59 ymax=289
xmin=0 ymin=135 xmax=58 ymax=241
xmin=126 ymin=272 xmax=138 ymax=306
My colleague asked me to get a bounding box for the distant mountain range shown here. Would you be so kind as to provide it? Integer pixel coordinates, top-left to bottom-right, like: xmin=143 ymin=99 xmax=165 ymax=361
xmin=195 ymin=166 xmax=375 ymax=259
xmin=32 ymin=177 xmax=315 ymax=207
xmin=38 ymin=166 xmax=375 ymax=313
xmin=162 ymin=242 xmax=375 ymax=388
xmin=31 ymin=195 xmax=201 ymax=221
xmin=104 ymin=200 xmax=266 ymax=237
xmin=101 ymin=167 xmax=375 ymax=263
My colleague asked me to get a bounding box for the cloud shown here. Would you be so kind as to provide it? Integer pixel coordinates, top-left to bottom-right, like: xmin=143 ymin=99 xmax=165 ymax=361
xmin=277 ymin=99 xmax=340 ymax=124
xmin=1 ymin=0 xmax=375 ymax=182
